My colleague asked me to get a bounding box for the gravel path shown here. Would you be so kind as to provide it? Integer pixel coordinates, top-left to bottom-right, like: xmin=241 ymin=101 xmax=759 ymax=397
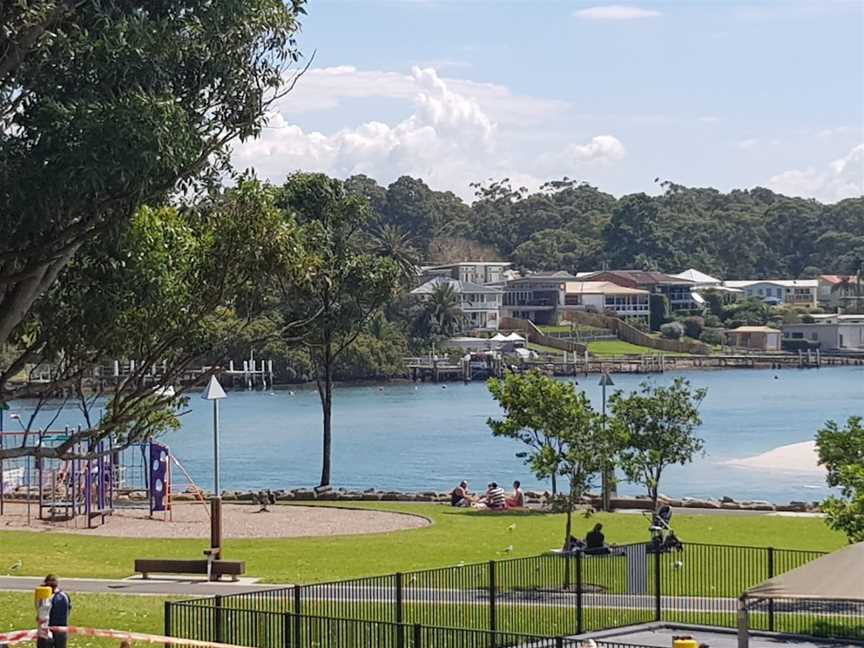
xmin=0 ymin=501 xmax=429 ymax=538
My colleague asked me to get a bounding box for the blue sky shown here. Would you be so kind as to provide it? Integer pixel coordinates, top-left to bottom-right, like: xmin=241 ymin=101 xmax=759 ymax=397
xmin=232 ymin=0 xmax=864 ymax=202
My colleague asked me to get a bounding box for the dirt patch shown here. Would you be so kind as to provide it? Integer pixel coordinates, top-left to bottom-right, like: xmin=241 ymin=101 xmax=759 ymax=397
xmin=0 ymin=501 xmax=429 ymax=538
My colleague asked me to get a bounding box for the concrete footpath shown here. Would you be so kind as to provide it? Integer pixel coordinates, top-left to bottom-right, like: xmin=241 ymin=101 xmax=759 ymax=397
xmin=0 ymin=575 xmax=283 ymax=597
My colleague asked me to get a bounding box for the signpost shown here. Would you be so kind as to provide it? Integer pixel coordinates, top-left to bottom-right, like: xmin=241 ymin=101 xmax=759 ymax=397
xmin=202 ymin=375 xmax=227 ymax=569
xmin=599 ymin=371 xmax=616 ymax=512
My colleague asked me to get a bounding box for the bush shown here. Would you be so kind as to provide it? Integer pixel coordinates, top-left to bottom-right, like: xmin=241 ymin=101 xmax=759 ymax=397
xmin=625 ymin=317 xmax=649 ymax=332
xmin=683 ymin=316 xmax=705 ymax=339
xmin=660 ymin=321 xmax=685 ymax=339
xmin=704 ymin=314 xmax=722 ymax=329
xmin=700 ymin=328 xmax=725 ymax=346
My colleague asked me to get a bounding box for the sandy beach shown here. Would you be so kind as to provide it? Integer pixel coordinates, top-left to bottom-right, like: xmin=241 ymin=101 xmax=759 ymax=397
xmin=726 ymin=441 xmax=824 ymax=474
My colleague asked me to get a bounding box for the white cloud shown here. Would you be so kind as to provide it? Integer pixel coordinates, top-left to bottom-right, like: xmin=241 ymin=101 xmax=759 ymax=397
xmin=767 ymin=144 xmax=864 ymax=203
xmin=233 ymin=67 xmax=626 ymax=199
xmin=736 ymin=138 xmax=759 ymax=150
xmin=279 ymin=65 xmax=568 ymax=124
xmin=573 ymin=5 xmax=661 ymax=20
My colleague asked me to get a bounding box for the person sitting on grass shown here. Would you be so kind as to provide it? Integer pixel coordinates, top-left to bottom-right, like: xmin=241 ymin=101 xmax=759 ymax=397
xmin=483 ymin=482 xmax=507 ymax=510
xmin=505 ymin=480 xmax=524 ymax=508
xmin=450 ymin=481 xmax=473 ymax=507
xmin=585 ymin=523 xmax=611 ymax=554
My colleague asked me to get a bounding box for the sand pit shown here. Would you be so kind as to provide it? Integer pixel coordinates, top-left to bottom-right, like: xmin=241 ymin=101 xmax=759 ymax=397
xmin=0 ymin=501 xmax=430 ymax=538
xmin=726 ymin=441 xmax=824 ymax=473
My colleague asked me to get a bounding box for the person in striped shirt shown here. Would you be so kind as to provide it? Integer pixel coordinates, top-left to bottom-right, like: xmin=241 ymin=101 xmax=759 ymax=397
xmin=483 ymin=482 xmax=507 ymax=510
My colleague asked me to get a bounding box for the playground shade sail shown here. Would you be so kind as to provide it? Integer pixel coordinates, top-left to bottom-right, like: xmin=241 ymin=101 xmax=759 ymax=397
xmin=744 ymin=542 xmax=864 ymax=601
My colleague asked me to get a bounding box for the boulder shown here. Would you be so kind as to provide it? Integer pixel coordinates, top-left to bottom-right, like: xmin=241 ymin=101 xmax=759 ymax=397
xmin=293 ymin=489 xmax=318 ymax=501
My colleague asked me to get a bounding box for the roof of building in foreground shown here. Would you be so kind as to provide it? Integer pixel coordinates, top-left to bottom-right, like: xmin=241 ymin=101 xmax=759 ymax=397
xmin=582 ymin=269 xmax=697 ymax=285
xmin=726 ymin=326 xmax=781 ymax=333
xmin=724 ymin=279 xmax=819 ymax=288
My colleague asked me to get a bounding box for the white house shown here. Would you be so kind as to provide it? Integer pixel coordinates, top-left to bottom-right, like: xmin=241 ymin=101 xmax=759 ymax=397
xmin=724 ymin=280 xmax=818 ymax=308
xmin=563 ymin=281 xmax=650 ymax=320
xmin=782 ymin=314 xmax=864 ymax=351
xmin=411 ymin=276 xmax=503 ymax=330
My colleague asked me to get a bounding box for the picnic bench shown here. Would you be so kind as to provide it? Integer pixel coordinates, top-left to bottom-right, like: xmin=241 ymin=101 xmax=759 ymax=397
xmin=134 ymin=556 xmax=245 ymax=582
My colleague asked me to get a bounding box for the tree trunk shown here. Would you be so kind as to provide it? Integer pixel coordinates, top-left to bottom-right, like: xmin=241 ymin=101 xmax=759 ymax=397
xmin=562 ymin=475 xmax=577 ymax=550
xmin=318 ymin=336 xmax=334 ymax=487
xmin=551 ymin=472 xmax=558 ymax=497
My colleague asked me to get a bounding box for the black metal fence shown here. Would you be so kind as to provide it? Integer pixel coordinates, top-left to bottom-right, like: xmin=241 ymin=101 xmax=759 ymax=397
xmin=165 ymin=543 xmax=864 ymax=646
xmin=165 ymin=604 xmax=659 ymax=648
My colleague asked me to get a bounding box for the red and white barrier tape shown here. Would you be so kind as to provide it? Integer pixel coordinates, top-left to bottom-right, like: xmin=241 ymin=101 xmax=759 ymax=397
xmin=0 ymin=626 xmax=251 ymax=648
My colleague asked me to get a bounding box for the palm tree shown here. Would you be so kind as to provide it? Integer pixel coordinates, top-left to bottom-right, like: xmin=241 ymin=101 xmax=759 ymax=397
xmin=414 ymin=282 xmax=464 ymax=338
xmin=368 ymin=222 xmax=419 ymax=288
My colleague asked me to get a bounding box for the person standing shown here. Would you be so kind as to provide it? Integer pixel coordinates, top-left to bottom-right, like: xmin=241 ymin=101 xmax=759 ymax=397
xmin=38 ymin=575 xmax=71 ymax=648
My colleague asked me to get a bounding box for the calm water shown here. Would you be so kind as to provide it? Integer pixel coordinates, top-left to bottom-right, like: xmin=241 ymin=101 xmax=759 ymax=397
xmin=6 ymin=367 xmax=863 ymax=502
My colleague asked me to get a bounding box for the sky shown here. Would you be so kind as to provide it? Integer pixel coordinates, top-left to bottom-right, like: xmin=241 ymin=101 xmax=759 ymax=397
xmin=232 ymin=0 xmax=864 ymax=203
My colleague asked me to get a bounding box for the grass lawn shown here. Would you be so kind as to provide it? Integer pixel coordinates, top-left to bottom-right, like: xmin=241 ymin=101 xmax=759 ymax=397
xmin=0 ymin=592 xmax=167 ymax=638
xmin=0 ymin=503 xmax=845 ymax=585
xmin=587 ymin=340 xmax=690 ymax=357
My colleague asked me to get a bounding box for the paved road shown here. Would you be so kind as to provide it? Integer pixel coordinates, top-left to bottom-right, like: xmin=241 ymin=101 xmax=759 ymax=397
xmin=0 ymin=575 xmax=285 ymax=597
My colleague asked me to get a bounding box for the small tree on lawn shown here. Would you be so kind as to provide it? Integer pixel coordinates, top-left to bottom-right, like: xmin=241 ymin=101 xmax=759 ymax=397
xmin=610 ymin=378 xmax=707 ymax=512
xmin=488 ymin=371 xmax=624 ymax=548
xmin=816 ymin=416 xmax=864 ymax=542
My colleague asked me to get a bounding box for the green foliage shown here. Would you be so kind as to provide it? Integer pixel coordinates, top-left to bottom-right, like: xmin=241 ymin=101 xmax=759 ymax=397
xmin=610 ymin=378 xmax=707 ymax=509
xmin=683 ymin=316 xmax=705 ymax=339
xmin=412 ymin=283 xmax=465 ymax=339
xmin=816 ymin=417 xmax=864 ymax=542
xmin=700 ymin=328 xmax=725 ymax=346
xmin=275 ymin=172 xmax=402 ymax=486
xmin=0 ymin=0 xmax=306 ymax=351
xmin=488 ymin=371 xmax=625 ymax=545
xmin=650 ymin=294 xmax=670 ymax=331
xmin=660 ymin=321 xmax=684 ymax=339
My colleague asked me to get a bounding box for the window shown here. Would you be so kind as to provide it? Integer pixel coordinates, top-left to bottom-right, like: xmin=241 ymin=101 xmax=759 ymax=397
xmin=811 ymin=333 xmax=818 ymax=341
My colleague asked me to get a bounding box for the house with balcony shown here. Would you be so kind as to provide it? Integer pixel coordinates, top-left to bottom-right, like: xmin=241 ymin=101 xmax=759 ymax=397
xmin=563 ymin=281 xmax=650 ymax=320
xmin=580 ymin=270 xmax=700 ymax=311
xmin=724 ymin=279 xmax=818 ymax=307
xmin=420 ymin=261 xmax=513 ymax=286
xmin=410 ymin=276 xmax=503 ymax=330
xmin=818 ymin=274 xmax=863 ymax=310
xmin=500 ymin=271 xmax=576 ymax=325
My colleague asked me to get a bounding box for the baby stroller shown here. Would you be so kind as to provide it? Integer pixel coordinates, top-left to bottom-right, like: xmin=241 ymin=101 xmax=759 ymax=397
xmin=645 ymin=504 xmax=684 ymax=553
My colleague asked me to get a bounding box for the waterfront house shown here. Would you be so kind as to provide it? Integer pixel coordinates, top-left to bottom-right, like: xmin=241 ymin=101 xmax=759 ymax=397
xmin=500 ymin=271 xmax=577 ymax=325
xmin=411 ymin=276 xmax=503 ymax=330
xmin=563 ymin=281 xmax=650 ymax=320
xmin=420 ymin=261 xmax=512 ymax=285
xmin=725 ymin=326 xmax=782 ymax=351
xmin=782 ymin=314 xmax=864 ymax=351
xmin=817 ymin=274 xmax=863 ymax=310
xmin=724 ymin=279 xmax=818 ymax=307
xmin=580 ymin=270 xmax=700 ymax=311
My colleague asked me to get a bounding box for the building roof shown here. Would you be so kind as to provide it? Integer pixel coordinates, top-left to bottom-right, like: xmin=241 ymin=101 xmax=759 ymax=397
xmin=411 ymin=276 xmax=502 ymax=295
xmin=421 ymin=261 xmax=511 ymax=270
xmin=565 ymin=281 xmax=649 ymax=296
xmin=583 ymin=270 xmax=697 ymax=286
xmin=726 ymin=326 xmax=781 ymax=334
xmin=507 ymin=271 xmax=578 ymax=283
xmin=818 ymin=274 xmax=855 ymax=285
xmin=745 ymin=542 xmax=864 ymax=602
xmin=724 ymin=279 xmax=819 ymax=289
xmin=672 ymin=269 xmax=721 ymax=284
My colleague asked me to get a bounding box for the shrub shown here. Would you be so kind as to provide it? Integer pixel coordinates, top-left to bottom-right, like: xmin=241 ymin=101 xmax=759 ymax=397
xmin=781 ymin=338 xmax=820 ymax=352
xmin=683 ymin=316 xmax=705 ymax=339
xmin=660 ymin=321 xmax=685 ymax=339
xmin=625 ymin=317 xmax=649 ymax=332
xmin=704 ymin=314 xmax=722 ymax=329
xmin=700 ymin=328 xmax=725 ymax=346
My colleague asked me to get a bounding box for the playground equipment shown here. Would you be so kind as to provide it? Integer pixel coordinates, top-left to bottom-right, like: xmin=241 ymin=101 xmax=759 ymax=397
xmin=0 ymin=427 xmax=206 ymax=527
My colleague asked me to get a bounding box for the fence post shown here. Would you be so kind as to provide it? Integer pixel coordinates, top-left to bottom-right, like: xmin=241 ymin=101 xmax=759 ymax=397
xmin=413 ymin=623 xmax=422 ymax=648
xmin=395 ymin=572 xmax=404 ymax=648
xmin=767 ymin=547 xmax=775 ymax=632
xmin=563 ymin=551 xmax=571 ymax=591
xmin=214 ymin=595 xmax=223 ymax=644
xmin=293 ymin=586 xmax=302 ymax=648
xmin=489 ymin=560 xmax=497 ymax=643
xmin=654 ymin=547 xmax=662 ymax=622
xmin=556 ymin=638 xmax=564 ymax=648
xmin=282 ymin=612 xmax=292 ymax=648
xmin=576 ymin=552 xmax=584 ymax=634
xmin=163 ymin=601 xmax=172 ymax=639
